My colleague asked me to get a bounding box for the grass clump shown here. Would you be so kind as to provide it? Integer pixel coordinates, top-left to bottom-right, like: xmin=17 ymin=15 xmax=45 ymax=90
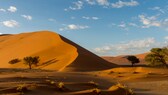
xmin=88 ymin=81 xmax=98 ymax=87
xmin=115 ymin=83 xmax=134 ymax=95
xmin=92 ymin=88 xmax=101 ymax=94
xmin=16 ymin=84 xmax=28 ymax=93
xmin=57 ymin=82 xmax=64 ymax=89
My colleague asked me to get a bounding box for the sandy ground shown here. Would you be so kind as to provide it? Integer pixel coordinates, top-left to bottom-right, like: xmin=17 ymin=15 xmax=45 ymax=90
xmin=0 ymin=67 xmax=168 ymax=95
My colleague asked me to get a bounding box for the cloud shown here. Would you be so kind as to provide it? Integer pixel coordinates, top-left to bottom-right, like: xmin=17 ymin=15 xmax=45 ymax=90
xmin=139 ymin=15 xmax=161 ymax=28
xmin=71 ymin=16 xmax=76 ymax=19
xmin=48 ymin=18 xmax=56 ymax=22
xmin=111 ymin=0 xmax=139 ymax=8
xmin=137 ymin=14 xmax=168 ymax=31
xmin=96 ymin=0 xmax=109 ymax=6
xmin=118 ymin=23 xmax=126 ymax=28
xmin=21 ymin=15 xmax=32 ymax=20
xmin=85 ymin=0 xmax=96 ymax=5
xmin=2 ymin=20 xmax=19 ymax=28
xmin=69 ymin=1 xmax=83 ymax=11
xmin=82 ymin=16 xmax=90 ymax=20
xmin=149 ymin=7 xmax=165 ymax=14
xmin=94 ymin=46 xmax=111 ymax=53
xmin=93 ymin=38 xmax=156 ymax=55
xmin=82 ymin=16 xmax=99 ymax=20
xmin=7 ymin=6 xmax=17 ymax=12
xmin=112 ymin=22 xmax=139 ymax=30
xmin=85 ymin=0 xmax=109 ymax=6
xmin=59 ymin=24 xmax=89 ymax=31
xmin=92 ymin=16 xmax=99 ymax=20
xmin=67 ymin=0 xmax=139 ymax=11
xmin=0 ymin=8 xmax=6 ymax=12
xmin=164 ymin=36 xmax=168 ymax=40
xmin=128 ymin=23 xmax=138 ymax=27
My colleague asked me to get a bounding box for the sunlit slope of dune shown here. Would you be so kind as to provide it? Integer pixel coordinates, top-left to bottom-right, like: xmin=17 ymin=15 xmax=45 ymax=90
xmin=0 ymin=31 xmax=116 ymax=71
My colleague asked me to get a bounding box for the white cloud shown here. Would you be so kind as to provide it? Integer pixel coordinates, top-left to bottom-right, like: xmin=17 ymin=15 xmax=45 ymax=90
xmin=118 ymin=23 xmax=126 ymax=28
xmin=139 ymin=15 xmax=161 ymax=28
xmin=67 ymin=0 xmax=139 ymax=11
xmin=59 ymin=24 xmax=89 ymax=31
xmin=94 ymin=46 xmax=111 ymax=53
xmin=128 ymin=23 xmax=138 ymax=27
xmin=164 ymin=36 xmax=168 ymax=40
xmin=64 ymin=8 xmax=68 ymax=11
xmin=96 ymin=0 xmax=109 ymax=6
xmin=85 ymin=0 xmax=96 ymax=5
xmin=117 ymin=22 xmax=129 ymax=30
xmin=48 ymin=18 xmax=56 ymax=22
xmin=111 ymin=22 xmax=139 ymax=30
xmin=7 ymin=6 xmax=17 ymax=12
xmin=82 ymin=16 xmax=90 ymax=20
xmin=86 ymin=0 xmax=109 ymax=6
xmin=111 ymin=0 xmax=139 ymax=8
xmin=92 ymin=16 xmax=99 ymax=20
xmin=0 ymin=8 xmax=6 ymax=12
xmin=71 ymin=16 xmax=76 ymax=19
xmin=82 ymin=16 xmax=99 ymax=20
xmin=21 ymin=15 xmax=32 ymax=20
xmin=149 ymin=7 xmax=165 ymax=14
xmin=2 ymin=20 xmax=19 ymax=28
xmin=69 ymin=1 xmax=83 ymax=10
xmin=93 ymin=38 xmax=156 ymax=55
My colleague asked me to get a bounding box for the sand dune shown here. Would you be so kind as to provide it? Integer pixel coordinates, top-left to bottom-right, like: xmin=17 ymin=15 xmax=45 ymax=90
xmin=0 ymin=31 xmax=116 ymax=71
xmin=102 ymin=53 xmax=149 ymax=65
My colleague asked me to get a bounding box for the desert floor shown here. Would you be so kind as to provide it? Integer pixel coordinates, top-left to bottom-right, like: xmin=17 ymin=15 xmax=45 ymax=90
xmin=0 ymin=67 xmax=168 ymax=95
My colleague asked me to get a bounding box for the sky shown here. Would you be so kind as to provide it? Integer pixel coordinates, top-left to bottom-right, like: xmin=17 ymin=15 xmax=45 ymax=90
xmin=0 ymin=0 xmax=168 ymax=56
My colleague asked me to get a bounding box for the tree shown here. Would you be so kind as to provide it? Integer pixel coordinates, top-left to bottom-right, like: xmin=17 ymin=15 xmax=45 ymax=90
xmin=23 ymin=56 xmax=40 ymax=69
xmin=125 ymin=56 xmax=140 ymax=67
xmin=9 ymin=58 xmax=21 ymax=64
xmin=145 ymin=48 xmax=168 ymax=68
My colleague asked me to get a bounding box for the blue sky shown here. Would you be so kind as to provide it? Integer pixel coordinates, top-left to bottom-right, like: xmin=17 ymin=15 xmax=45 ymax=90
xmin=0 ymin=0 xmax=168 ymax=56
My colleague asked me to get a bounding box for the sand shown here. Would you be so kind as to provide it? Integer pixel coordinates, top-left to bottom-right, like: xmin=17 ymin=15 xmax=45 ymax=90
xmin=0 ymin=67 xmax=168 ymax=95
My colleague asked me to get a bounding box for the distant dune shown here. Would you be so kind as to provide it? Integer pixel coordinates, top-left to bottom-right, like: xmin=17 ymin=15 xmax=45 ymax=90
xmin=102 ymin=53 xmax=149 ymax=66
xmin=0 ymin=31 xmax=116 ymax=71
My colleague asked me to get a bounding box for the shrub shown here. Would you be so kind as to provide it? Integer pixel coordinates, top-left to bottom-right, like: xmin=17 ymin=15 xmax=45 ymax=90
xmin=23 ymin=56 xmax=40 ymax=69
xmin=125 ymin=56 xmax=140 ymax=67
xmin=145 ymin=48 xmax=168 ymax=68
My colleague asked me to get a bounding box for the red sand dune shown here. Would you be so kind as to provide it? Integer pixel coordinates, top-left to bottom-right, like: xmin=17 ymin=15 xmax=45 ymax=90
xmin=0 ymin=31 xmax=116 ymax=71
xmin=102 ymin=53 xmax=149 ymax=65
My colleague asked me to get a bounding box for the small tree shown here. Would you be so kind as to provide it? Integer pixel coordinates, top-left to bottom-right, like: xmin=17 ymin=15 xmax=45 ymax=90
xmin=23 ymin=56 xmax=40 ymax=69
xmin=9 ymin=58 xmax=21 ymax=64
xmin=125 ymin=56 xmax=140 ymax=67
xmin=145 ymin=48 xmax=168 ymax=68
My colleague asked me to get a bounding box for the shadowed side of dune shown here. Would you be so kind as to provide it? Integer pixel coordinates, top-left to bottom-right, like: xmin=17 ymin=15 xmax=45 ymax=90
xmin=59 ymin=35 xmax=117 ymax=72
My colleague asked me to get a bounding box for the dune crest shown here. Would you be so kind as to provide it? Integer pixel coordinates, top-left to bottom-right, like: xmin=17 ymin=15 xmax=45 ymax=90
xmin=0 ymin=31 xmax=116 ymax=71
